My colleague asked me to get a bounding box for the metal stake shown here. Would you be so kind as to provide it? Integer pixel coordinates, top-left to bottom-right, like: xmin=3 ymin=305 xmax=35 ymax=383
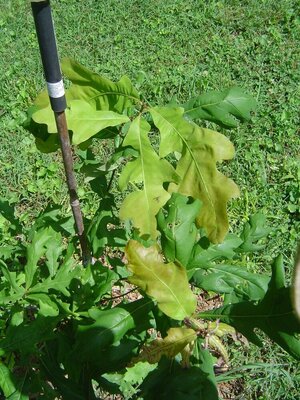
xmin=31 ymin=0 xmax=90 ymax=265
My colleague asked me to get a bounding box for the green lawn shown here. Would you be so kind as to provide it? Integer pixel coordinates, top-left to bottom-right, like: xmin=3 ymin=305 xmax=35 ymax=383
xmin=0 ymin=0 xmax=299 ymax=398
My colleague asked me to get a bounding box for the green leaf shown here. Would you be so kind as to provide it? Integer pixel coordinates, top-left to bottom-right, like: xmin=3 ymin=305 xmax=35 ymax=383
xmin=7 ymin=375 xmax=29 ymax=400
xmin=125 ymin=240 xmax=197 ymax=320
xmin=183 ymin=87 xmax=257 ymax=128
xmin=131 ymin=327 xmax=197 ymax=364
xmin=123 ymin=361 xmax=157 ymax=386
xmin=26 ymin=293 xmax=59 ymax=317
xmin=79 ymin=146 xmax=139 ymax=181
xmin=87 ymin=196 xmax=127 ymax=258
xmin=140 ymin=358 xmax=218 ymax=400
xmin=62 ymin=58 xmax=140 ymax=113
xmin=151 ymin=107 xmax=239 ymax=242
xmin=188 ymin=233 xmax=243 ymax=270
xmin=0 ymin=363 xmax=16 ymax=398
xmin=0 ymin=260 xmax=24 ymax=296
xmin=34 ymin=133 xmax=60 ymax=153
xmin=0 ymin=245 xmax=22 ymax=262
xmin=74 ymin=299 xmax=153 ymax=363
xmin=107 ymin=146 xmax=140 ymax=170
xmin=32 ymin=100 xmax=129 ymax=145
xmin=199 ymin=256 xmax=300 ymax=359
xmin=0 ymin=316 xmax=60 ymax=356
xmin=25 ymin=228 xmax=58 ymax=289
xmin=44 ymin=230 xmax=63 ymax=277
xmin=23 ymin=92 xmax=59 ymax=153
xmin=120 ymin=362 xmax=157 ymax=400
xmin=0 ymin=292 xmax=26 ymax=306
xmin=71 ymin=261 xmax=118 ymax=309
xmin=32 ymin=204 xmax=74 ymax=237
xmin=187 ymin=215 xmax=271 ymax=277
xmin=157 ymin=193 xmax=201 ymax=266
xmin=191 ymin=340 xmax=218 ymax=400
xmin=40 ymin=342 xmax=86 ymax=400
xmin=193 ymin=264 xmax=269 ymax=301
xmin=119 ymin=116 xmax=179 ymax=239
xmin=238 ymin=213 xmax=272 ymax=253
xmin=0 ymin=199 xmax=23 ymax=234
xmin=29 ymin=257 xmax=78 ymax=298
xmin=89 ymin=335 xmax=142 ymax=374
xmin=101 ymin=361 xmax=158 ymax=400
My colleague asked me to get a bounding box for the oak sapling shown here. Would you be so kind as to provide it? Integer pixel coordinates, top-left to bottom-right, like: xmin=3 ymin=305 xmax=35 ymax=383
xmin=0 ymin=58 xmax=295 ymax=398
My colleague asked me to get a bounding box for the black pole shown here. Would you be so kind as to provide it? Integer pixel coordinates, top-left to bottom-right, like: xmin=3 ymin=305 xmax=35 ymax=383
xmin=31 ymin=1 xmax=66 ymax=112
xmin=31 ymin=0 xmax=90 ymax=265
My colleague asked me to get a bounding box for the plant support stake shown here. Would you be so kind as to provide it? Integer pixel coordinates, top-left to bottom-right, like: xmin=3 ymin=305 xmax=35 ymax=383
xmin=31 ymin=0 xmax=90 ymax=265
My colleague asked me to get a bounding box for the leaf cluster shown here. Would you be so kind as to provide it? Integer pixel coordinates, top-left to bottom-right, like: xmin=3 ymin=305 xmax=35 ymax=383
xmin=0 ymin=59 xmax=298 ymax=399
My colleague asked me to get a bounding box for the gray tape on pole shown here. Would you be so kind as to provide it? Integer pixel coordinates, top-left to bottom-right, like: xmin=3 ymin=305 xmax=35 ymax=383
xmin=47 ymin=80 xmax=65 ymax=98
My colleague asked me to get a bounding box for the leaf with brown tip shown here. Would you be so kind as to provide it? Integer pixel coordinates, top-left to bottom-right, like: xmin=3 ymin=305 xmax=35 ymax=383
xmin=151 ymin=107 xmax=239 ymax=242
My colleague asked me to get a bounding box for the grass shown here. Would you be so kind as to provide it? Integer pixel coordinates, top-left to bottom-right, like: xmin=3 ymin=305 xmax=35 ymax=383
xmin=0 ymin=0 xmax=300 ymax=398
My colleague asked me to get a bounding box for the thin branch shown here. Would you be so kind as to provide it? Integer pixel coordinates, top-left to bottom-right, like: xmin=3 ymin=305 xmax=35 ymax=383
xmin=101 ymin=286 xmax=138 ymax=302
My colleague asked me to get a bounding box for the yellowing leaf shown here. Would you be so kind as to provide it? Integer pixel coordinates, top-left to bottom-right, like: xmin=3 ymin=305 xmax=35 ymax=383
xmin=207 ymin=335 xmax=230 ymax=365
xmin=131 ymin=327 xmax=197 ymax=364
xmin=62 ymin=58 xmax=140 ymax=113
xmin=119 ymin=117 xmax=179 ymax=239
xmin=151 ymin=107 xmax=239 ymax=243
xmin=32 ymin=100 xmax=129 ymax=145
xmin=125 ymin=240 xmax=197 ymax=320
xmin=207 ymin=321 xmax=236 ymax=338
xmin=206 ymin=321 xmax=235 ymax=364
xmin=69 ymin=101 xmax=129 ymax=144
